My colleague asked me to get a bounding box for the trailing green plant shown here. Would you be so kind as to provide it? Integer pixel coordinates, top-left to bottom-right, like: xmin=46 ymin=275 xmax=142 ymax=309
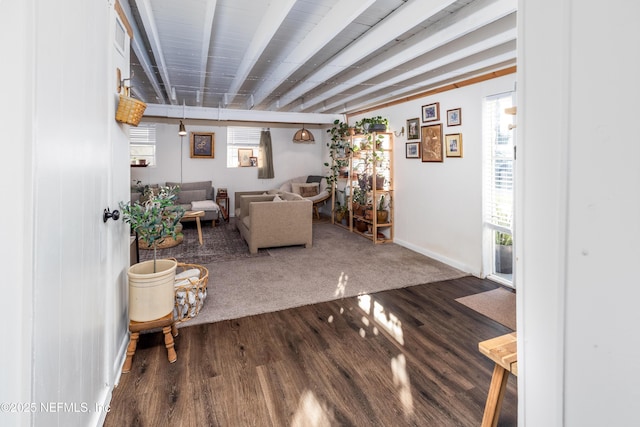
xmin=355 ymin=116 xmax=389 ymax=133
xmin=120 ymin=185 xmax=185 ymax=272
xmin=325 ymin=119 xmax=351 ymax=189
xmin=352 ymin=186 xmax=367 ymax=206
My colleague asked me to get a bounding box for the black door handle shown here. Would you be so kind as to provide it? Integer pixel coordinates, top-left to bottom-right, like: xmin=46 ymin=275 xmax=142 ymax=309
xmin=103 ymin=208 xmax=120 ymax=223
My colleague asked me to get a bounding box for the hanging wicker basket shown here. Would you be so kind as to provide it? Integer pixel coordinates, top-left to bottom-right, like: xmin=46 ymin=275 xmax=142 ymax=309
xmin=116 ymin=87 xmax=147 ymax=126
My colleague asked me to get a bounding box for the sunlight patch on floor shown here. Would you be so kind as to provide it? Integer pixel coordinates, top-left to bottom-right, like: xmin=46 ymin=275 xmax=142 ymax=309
xmin=290 ymin=390 xmax=334 ymax=427
xmin=391 ymin=353 xmax=414 ymax=417
xmin=357 ymin=294 xmax=404 ymax=345
xmin=334 ymin=272 xmax=348 ymax=298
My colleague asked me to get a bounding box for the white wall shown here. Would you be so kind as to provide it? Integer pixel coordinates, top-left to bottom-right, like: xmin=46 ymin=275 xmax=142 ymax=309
xmin=518 ymin=1 xmax=640 ymax=425
xmin=131 ymin=121 xmax=328 ymax=211
xmin=350 ymin=74 xmax=515 ymax=276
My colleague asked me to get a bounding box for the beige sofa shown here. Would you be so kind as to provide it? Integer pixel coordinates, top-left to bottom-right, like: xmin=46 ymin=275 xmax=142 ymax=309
xmin=237 ymin=192 xmax=312 ymax=254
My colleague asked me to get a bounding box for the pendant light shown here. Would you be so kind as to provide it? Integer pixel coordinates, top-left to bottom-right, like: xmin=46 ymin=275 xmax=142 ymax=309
xmin=178 ymin=100 xmax=187 ymax=136
xmin=293 ymin=124 xmax=315 ymax=143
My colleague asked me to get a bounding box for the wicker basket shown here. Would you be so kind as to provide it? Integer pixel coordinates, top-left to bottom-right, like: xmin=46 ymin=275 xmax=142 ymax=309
xmin=173 ymin=262 xmax=209 ymax=323
xmin=116 ymin=94 xmax=147 ymax=126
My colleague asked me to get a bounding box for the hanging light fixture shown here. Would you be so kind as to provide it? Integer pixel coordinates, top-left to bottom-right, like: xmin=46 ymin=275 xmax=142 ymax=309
xmin=292 ymin=124 xmax=315 ymax=143
xmin=178 ymin=100 xmax=187 ymax=136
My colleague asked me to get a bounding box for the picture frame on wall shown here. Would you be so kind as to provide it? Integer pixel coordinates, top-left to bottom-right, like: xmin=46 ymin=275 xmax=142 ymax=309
xmin=421 ymin=124 xmax=443 ymax=162
xmin=445 ymin=133 xmax=463 ymax=157
xmin=249 ymin=156 xmax=258 ymax=167
xmin=406 ymin=142 xmax=420 ymax=159
xmin=447 ymin=108 xmax=462 ymax=126
xmin=406 ymin=118 xmax=420 ymax=140
xmin=238 ymin=148 xmax=253 ymax=167
xmin=190 ymin=132 xmax=215 ymax=158
xmin=421 ymin=102 xmax=440 ymax=122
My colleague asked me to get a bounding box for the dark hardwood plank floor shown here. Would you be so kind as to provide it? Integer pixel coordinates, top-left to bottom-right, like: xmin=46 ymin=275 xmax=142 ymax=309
xmin=105 ymin=276 xmax=516 ymax=426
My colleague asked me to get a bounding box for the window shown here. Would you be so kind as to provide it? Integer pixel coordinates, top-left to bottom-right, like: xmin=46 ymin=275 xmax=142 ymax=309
xmin=483 ymin=92 xmax=515 ymax=284
xmin=129 ymin=124 xmax=156 ymax=166
xmin=227 ymin=126 xmax=261 ymax=168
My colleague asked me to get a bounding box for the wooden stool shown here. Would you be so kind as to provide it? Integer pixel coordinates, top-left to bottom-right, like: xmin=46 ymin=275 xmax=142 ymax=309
xmin=478 ymin=332 xmax=517 ymax=427
xmin=122 ymin=312 xmax=178 ymax=373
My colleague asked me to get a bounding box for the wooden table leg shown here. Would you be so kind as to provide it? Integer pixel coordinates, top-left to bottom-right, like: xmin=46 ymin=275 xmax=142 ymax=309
xmin=481 ymin=363 xmax=510 ymax=427
xmin=122 ymin=331 xmax=139 ymax=373
xmin=163 ymin=325 xmax=177 ymax=363
xmin=195 ymin=216 xmax=203 ymax=245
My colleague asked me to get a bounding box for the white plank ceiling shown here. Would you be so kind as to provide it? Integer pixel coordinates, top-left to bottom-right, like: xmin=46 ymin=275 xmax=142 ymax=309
xmin=120 ymin=0 xmax=516 ymax=122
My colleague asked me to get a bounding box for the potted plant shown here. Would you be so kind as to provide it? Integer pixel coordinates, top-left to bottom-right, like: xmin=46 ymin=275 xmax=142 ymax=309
xmin=335 ymin=204 xmax=348 ymax=224
xmin=352 ymin=186 xmax=366 ymax=217
xmin=355 ymin=116 xmax=389 ymax=133
xmin=377 ymin=195 xmax=389 ymax=223
xmin=120 ymin=185 xmax=186 ymax=321
xmin=495 ymin=231 xmax=513 ymax=274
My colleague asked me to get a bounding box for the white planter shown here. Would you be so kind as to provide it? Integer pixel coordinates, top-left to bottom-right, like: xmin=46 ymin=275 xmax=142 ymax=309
xmin=127 ymin=259 xmax=177 ymax=322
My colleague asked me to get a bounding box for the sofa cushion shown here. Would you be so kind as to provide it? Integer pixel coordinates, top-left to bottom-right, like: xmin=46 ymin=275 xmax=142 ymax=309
xmin=281 ymin=191 xmax=304 ymax=201
xmin=273 ymin=194 xmax=284 ymax=202
xmin=292 ymin=182 xmax=319 ymax=197
xmin=242 ymin=215 xmax=251 ymax=230
xmin=177 ymin=189 xmax=207 ymax=204
xmin=166 ymin=180 xmax=213 ymax=200
xmin=280 ymin=182 xmax=293 ymax=192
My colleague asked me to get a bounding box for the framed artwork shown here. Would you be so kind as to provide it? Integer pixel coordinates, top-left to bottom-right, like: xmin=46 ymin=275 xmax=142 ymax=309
xmin=405 ymin=142 xmax=420 ymax=159
xmin=249 ymin=156 xmax=258 ymax=167
xmin=445 ymin=133 xmax=463 ymax=157
xmin=190 ymin=132 xmax=215 ymax=158
xmin=238 ymin=149 xmax=253 ymax=167
xmin=406 ymin=118 xmax=420 ymax=140
xmin=421 ymin=124 xmax=443 ymax=162
xmin=421 ymin=102 xmax=440 ymax=122
xmin=447 ymin=108 xmax=462 ymax=126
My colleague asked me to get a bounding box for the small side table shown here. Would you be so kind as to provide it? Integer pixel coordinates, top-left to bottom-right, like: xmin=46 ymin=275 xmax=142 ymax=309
xmin=478 ymin=332 xmax=517 ymax=427
xmin=216 ymin=196 xmax=229 ymax=222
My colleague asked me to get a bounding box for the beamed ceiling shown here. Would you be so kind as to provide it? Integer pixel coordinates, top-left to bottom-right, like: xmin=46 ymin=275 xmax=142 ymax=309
xmin=120 ymin=0 xmax=516 ymax=124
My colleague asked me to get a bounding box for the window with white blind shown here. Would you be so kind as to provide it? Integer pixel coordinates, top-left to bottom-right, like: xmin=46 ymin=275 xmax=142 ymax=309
xmin=226 ymin=126 xmax=261 ymax=168
xmin=483 ymin=91 xmax=515 ymax=283
xmin=129 ymin=124 xmax=156 ymax=166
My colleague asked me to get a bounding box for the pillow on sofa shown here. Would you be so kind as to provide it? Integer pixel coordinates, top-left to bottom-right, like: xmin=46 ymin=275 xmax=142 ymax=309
xmin=177 ymin=189 xmax=207 ymax=204
xmin=306 ymin=175 xmax=324 ymax=184
xmin=292 ymin=182 xmax=319 ymax=197
xmin=300 ymin=185 xmax=319 ymax=197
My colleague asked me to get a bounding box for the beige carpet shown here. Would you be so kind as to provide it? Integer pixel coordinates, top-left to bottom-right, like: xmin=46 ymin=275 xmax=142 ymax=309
xmin=178 ymin=221 xmax=467 ymax=327
xmin=455 ymin=288 xmax=516 ymax=330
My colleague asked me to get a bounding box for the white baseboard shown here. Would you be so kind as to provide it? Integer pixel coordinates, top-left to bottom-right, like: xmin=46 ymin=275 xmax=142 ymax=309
xmin=394 ymin=238 xmax=482 ymax=278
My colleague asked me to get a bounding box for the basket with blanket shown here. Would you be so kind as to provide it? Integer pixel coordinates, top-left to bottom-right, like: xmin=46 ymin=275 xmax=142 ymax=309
xmin=173 ymin=262 xmax=209 ymax=322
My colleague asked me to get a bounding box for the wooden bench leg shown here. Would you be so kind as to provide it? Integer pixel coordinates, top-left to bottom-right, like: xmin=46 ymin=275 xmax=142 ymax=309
xmin=122 ymin=331 xmax=139 ymax=374
xmin=481 ymin=363 xmax=510 ymax=427
xmin=163 ymin=325 xmax=177 ymax=363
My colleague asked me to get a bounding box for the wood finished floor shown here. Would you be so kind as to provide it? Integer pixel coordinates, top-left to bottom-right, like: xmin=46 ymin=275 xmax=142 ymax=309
xmin=105 ymin=276 xmax=516 ymax=427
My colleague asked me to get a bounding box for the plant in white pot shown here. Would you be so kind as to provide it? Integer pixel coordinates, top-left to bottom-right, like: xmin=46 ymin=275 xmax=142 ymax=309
xmin=120 ymin=185 xmax=185 ymax=321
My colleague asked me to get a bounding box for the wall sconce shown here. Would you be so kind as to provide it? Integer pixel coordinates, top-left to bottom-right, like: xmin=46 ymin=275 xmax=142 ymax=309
xmin=293 ymin=125 xmax=315 ymax=143
xmin=394 ymin=126 xmax=405 ymax=137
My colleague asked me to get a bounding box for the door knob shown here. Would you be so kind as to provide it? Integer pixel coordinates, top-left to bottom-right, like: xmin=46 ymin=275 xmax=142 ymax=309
xmin=103 ymin=208 xmax=120 ymax=223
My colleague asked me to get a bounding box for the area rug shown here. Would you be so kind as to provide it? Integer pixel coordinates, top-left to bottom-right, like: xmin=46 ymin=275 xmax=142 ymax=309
xmin=138 ymin=220 xmax=268 ymax=265
xmin=455 ymin=288 xmax=516 ymax=330
xmin=178 ymin=220 xmax=468 ymax=327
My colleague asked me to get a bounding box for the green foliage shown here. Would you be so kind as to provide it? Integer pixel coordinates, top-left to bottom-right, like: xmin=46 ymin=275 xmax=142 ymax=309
xmin=120 ymin=185 xmax=185 ymax=270
xmin=355 ymin=116 xmax=389 ymax=133
xmin=495 ymin=231 xmax=513 ymax=246
xmin=352 ymin=186 xmax=367 ymax=206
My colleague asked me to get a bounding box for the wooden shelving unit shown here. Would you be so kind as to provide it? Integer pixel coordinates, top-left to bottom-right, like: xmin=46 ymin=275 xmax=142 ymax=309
xmin=330 ymin=132 xmax=394 ymax=244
